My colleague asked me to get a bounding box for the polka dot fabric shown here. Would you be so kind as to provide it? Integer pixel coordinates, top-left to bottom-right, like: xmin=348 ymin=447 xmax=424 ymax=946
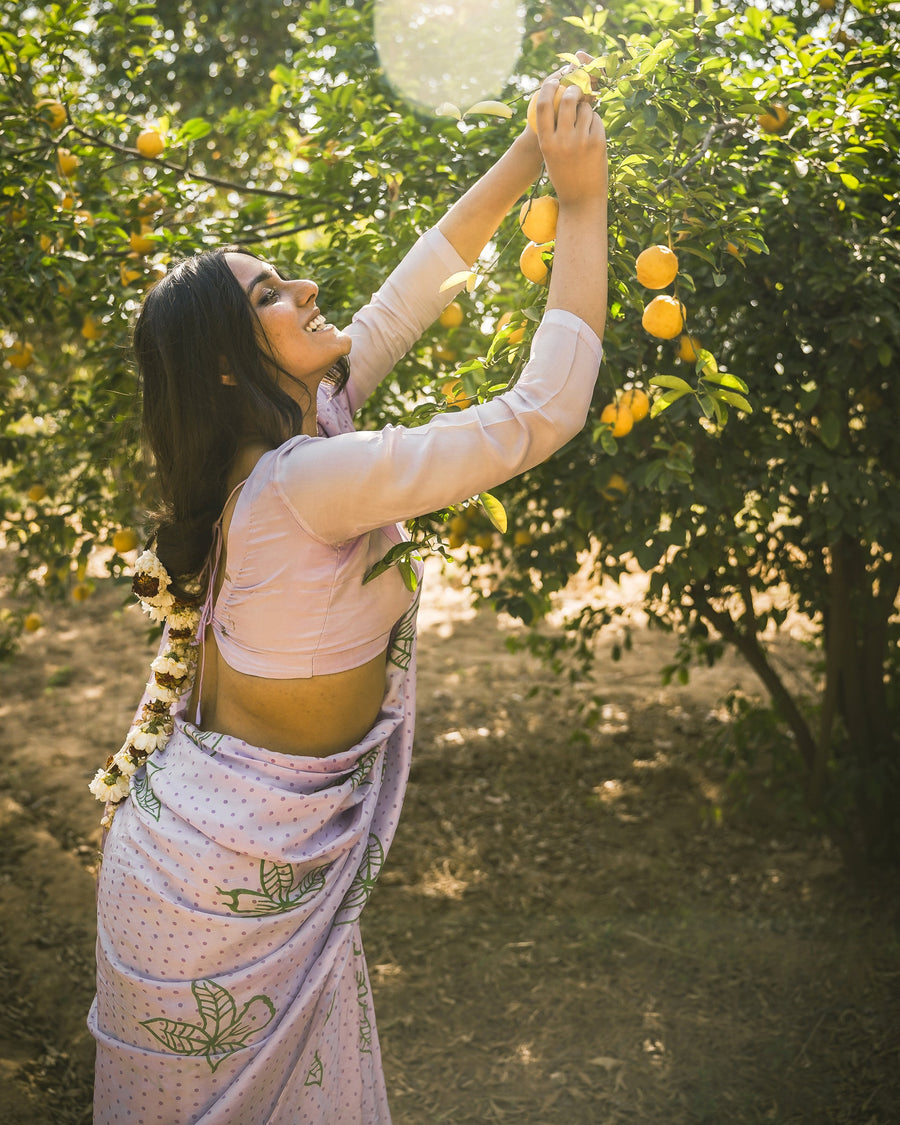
xmin=89 ymin=594 xmax=418 ymax=1124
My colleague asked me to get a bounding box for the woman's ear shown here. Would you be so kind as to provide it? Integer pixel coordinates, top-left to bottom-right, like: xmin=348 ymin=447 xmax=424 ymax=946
xmin=219 ymin=359 xmax=237 ymax=386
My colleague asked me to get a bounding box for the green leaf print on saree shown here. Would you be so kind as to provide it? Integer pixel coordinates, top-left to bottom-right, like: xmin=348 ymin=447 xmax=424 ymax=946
xmin=304 ymin=1050 xmax=324 ymax=1087
xmin=140 ymin=978 xmax=275 ymax=1072
xmin=388 ymin=599 xmax=417 ymax=670
xmin=348 ymin=746 xmax=379 ymax=790
xmin=131 ymin=761 xmax=163 ymax=821
xmin=216 ymin=859 xmax=329 ymax=916
xmin=334 ymin=834 xmax=385 ymax=926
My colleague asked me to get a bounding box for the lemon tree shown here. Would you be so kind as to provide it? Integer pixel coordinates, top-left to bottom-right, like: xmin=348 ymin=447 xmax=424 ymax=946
xmin=1 ymin=0 xmax=898 ymax=860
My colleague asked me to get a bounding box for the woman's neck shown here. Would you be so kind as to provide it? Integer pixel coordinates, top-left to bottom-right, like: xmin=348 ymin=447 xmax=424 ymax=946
xmin=228 ymin=441 xmax=274 ymax=491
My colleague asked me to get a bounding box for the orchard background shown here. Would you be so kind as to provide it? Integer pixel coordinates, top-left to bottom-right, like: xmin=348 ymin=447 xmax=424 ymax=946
xmin=1 ymin=1 xmax=900 ymax=1121
xmin=1 ymin=0 xmax=898 ymax=876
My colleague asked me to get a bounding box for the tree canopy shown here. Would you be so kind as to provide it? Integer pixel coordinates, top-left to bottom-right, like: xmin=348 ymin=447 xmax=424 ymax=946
xmin=2 ymin=0 xmax=898 ymax=860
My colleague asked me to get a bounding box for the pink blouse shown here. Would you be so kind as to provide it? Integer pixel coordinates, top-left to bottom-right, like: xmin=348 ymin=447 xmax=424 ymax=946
xmin=207 ymin=227 xmax=603 ymax=679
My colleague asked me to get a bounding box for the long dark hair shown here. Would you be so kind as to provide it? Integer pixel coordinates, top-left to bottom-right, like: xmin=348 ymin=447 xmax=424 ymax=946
xmin=134 ymin=247 xmax=349 ymax=596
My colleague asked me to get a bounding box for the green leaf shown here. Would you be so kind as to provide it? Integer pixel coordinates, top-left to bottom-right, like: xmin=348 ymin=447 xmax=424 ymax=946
xmin=434 ymin=102 xmax=462 ymax=120
xmin=650 ymin=389 xmax=687 ymax=418
xmin=649 ymin=375 xmax=693 ymax=393
xmin=479 ymin=491 xmax=508 ymax=533
xmin=439 ymin=271 xmax=475 ymax=293
xmin=818 ymin=412 xmax=842 ymax=450
xmin=464 ymin=100 xmax=512 ymax=119
xmin=715 ymin=390 xmax=753 ymax=413
xmin=398 ymin=558 xmax=418 ymax=592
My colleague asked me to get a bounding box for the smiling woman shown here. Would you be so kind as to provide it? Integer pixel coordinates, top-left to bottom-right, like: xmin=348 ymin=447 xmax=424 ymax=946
xmin=88 ymin=68 xmax=608 ymax=1125
xmin=224 ymin=252 xmax=352 ymax=427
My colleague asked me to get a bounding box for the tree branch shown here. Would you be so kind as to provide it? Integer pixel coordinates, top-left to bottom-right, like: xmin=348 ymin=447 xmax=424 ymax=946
xmin=654 ymin=121 xmax=738 ymax=193
xmin=68 ymin=126 xmax=304 ymax=202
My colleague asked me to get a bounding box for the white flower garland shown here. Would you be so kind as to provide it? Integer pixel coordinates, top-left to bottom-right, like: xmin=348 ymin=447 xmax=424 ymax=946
xmin=89 ymin=549 xmax=201 ymax=829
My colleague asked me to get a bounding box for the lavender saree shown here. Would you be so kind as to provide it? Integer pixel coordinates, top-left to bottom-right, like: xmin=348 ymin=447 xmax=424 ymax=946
xmin=88 ymin=593 xmax=419 ymax=1125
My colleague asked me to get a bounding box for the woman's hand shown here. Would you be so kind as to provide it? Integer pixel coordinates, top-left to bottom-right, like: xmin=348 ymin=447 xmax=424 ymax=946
xmin=533 ymin=79 xmax=608 ymax=207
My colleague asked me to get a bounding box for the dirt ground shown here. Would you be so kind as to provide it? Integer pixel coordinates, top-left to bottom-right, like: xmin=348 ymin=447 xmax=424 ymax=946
xmin=1 ymin=558 xmax=898 ymax=1125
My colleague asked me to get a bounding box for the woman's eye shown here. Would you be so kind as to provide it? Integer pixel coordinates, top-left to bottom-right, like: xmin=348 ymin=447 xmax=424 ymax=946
xmin=259 ymin=287 xmax=278 ymax=306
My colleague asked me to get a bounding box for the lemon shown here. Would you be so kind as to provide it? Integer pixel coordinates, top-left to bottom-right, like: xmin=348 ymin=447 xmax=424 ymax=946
xmin=642 ymin=296 xmax=685 ymax=340
xmin=136 ymin=129 xmax=165 ymax=158
xmin=27 ymin=483 xmax=46 ymax=502
xmin=519 ymin=196 xmax=559 ymax=244
xmin=81 ymin=314 xmax=103 ymax=340
xmin=636 ymin=245 xmax=679 ymax=289
xmin=57 ymin=148 xmax=79 ymax=176
xmin=677 ymin=335 xmax=702 ymax=363
xmin=37 ymin=100 xmax=66 ymax=130
xmin=439 ymin=301 xmax=464 ymax=329
xmin=112 ymin=528 xmax=140 ymax=553
xmin=496 ymin=312 xmax=526 ymax=345
xmin=601 ymin=472 xmax=629 ymax=501
xmin=620 ymin=388 xmax=650 ymax=422
xmin=757 ymin=105 xmax=789 ymax=133
xmin=519 ymin=241 xmax=553 ymax=285
xmin=600 ymin=402 xmax=634 ymax=438
xmin=9 ymin=342 xmax=35 ymax=369
xmin=23 ymin=612 xmax=44 ymax=633
xmin=129 ymin=230 xmax=156 ymax=255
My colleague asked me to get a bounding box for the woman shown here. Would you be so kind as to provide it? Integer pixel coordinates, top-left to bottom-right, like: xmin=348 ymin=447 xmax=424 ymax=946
xmin=88 ymin=75 xmax=607 ymax=1124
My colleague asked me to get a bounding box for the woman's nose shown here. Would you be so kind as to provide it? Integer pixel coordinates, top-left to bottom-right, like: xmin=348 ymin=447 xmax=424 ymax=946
xmin=288 ymin=279 xmax=318 ymax=305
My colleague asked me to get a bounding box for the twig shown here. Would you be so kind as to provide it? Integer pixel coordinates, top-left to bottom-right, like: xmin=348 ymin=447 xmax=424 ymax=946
xmin=654 ymin=121 xmax=737 ymax=192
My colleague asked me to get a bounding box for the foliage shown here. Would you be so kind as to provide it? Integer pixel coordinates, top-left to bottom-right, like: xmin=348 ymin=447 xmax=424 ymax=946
xmin=1 ymin=0 xmax=898 ymax=859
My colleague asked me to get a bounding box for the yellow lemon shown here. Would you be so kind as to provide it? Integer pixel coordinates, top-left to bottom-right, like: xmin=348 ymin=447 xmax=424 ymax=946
xmin=81 ymin=314 xmax=103 ymax=341
xmin=37 ymin=99 xmax=66 ymax=130
xmin=600 ymin=402 xmax=634 ymax=438
xmin=57 ymin=147 xmax=79 ymax=176
xmin=601 ymin=472 xmax=629 ymax=502
xmin=519 ymin=241 xmax=553 ymax=285
xmin=120 ymin=261 xmax=143 ymax=286
xmin=620 ymin=387 xmax=650 ymax=422
xmin=441 ymin=378 xmax=468 ymax=406
xmin=23 ymin=612 xmax=44 ymax=633
xmin=72 ymin=582 xmax=93 ymax=602
xmin=677 ymin=334 xmax=702 ymax=362
xmin=8 ymin=342 xmax=35 ymax=369
xmin=642 ymin=296 xmax=685 ymax=340
xmin=112 ymin=528 xmax=140 ymax=553
xmin=496 ymin=312 xmax=526 ymax=344
xmin=636 ymin=245 xmax=679 ymax=289
xmin=129 ymin=230 xmax=157 ymax=255
xmin=519 ymin=196 xmax=559 ymax=244
xmin=757 ymin=105 xmax=789 ymax=133
xmin=439 ymin=301 xmax=464 ymax=329
xmin=136 ymin=129 xmax=165 ymax=158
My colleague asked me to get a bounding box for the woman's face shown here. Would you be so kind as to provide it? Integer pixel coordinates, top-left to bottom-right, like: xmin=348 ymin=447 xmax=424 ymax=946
xmin=225 ymin=252 xmax=352 ymax=401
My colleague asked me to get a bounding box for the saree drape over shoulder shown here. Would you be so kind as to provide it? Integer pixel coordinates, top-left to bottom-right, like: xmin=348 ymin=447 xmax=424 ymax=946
xmin=89 ymin=226 xmax=603 ymax=1124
